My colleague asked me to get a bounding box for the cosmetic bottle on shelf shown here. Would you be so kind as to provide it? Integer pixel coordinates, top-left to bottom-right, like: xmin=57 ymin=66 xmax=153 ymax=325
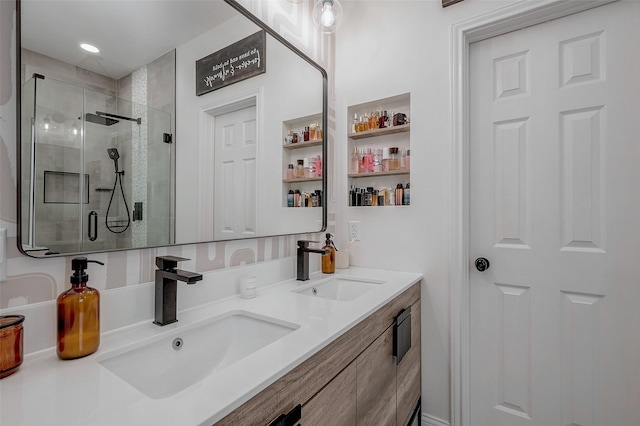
xmin=296 ymin=159 xmax=304 ymax=178
xmin=395 ymin=184 xmax=404 ymax=206
xmin=389 ymin=147 xmax=400 ymax=170
xmin=404 ymin=183 xmax=411 ymax=205
xmin=316 ymin=155 xmax=323 ymax=178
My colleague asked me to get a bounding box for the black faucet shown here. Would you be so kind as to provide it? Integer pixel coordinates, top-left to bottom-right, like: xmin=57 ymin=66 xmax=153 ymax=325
xmin=154 ymin=256 xmax=203 ymax=326
xmin=297 ymin=240 xmax=329 ymax=281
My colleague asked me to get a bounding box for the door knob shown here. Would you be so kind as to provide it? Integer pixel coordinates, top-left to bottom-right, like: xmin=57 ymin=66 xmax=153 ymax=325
xmin=475 ymin=257 xmax=490 ymax=272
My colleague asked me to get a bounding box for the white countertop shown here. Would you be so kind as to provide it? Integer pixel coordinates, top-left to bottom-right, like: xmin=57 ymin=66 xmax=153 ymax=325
xmin=0 ymin=267 xmax=422 ymax=426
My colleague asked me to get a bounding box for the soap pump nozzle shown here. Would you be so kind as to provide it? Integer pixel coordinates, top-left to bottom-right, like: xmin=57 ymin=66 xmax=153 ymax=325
xmin=324 ymin=233 xmax=337 ymax=251
xmin=70 ymin=257 xmax=105 ymax=285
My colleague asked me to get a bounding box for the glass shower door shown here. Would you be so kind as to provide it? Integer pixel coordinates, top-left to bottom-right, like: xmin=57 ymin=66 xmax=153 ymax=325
xmin=21 ymin=75 xmax=173 ymax=255
xmin=81 ymin=89 xmax=172 ymax=251
xmin=21 ymin=76 xmax=85 ymax=255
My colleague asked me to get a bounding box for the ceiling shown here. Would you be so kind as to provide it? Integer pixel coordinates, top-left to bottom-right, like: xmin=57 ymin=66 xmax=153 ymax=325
xmin=21 ymin=0 xmax=239 ymax=80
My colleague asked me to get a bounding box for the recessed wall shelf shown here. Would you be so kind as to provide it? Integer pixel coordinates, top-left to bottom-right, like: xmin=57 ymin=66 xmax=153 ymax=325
xmin=282 ymin=112 xmax=324 ymax=207
xmin=348 ymin=169 xmax=410 ymax=179
xmin=347 ymin=123 xmax=410 ymax=140
xmin=283 ymin=177 xmax=322 ymax=183
xmin=347 ymin=93 xmax=411 ymax=207
xmin=283 ymin=140 xmax=322 ymax=150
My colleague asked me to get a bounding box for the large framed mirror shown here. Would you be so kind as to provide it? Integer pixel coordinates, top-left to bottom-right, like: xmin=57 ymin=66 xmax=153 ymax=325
xmin=16 ymin=0 xmax=327 ymax=258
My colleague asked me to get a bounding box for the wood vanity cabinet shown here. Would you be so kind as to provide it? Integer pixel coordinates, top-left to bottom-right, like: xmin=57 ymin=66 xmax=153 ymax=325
xmin=215 ymin=281 xmax=421 ymax=426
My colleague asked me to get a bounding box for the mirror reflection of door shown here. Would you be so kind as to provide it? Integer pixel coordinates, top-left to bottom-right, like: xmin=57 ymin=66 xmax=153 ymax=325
xmin=213 ymin=101 xmax=257 ymax=241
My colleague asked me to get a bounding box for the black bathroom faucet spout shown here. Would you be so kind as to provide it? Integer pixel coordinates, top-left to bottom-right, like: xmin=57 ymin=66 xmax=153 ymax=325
xmin=154 ymin=256 xmax=203 ymax=326
xmin=297 ymin=240 xmax=329 ymax=281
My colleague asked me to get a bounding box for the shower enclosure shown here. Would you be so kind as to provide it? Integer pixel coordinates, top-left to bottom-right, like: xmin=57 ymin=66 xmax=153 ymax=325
xmin=21 ymin=75 xmax=173 ymax=255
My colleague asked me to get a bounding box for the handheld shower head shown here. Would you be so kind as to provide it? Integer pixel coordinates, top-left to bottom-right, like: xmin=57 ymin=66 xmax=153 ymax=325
xmin=107 ymin=148 xmax=120 ymax=172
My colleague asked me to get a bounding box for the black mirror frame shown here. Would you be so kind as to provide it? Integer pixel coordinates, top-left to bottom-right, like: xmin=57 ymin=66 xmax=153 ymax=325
xmin=15 ymin=0 xmax=328 ymax=258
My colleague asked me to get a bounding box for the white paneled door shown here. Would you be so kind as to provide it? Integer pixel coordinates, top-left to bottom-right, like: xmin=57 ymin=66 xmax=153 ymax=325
xmin=213 ymin=104 xmax=257 ymax=240
xmin=469 ymin=2 xmax=640 ymax=425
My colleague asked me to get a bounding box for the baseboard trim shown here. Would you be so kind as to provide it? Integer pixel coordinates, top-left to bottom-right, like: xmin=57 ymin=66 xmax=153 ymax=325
xmin=422 ymin=413 xmax=451 ymax=426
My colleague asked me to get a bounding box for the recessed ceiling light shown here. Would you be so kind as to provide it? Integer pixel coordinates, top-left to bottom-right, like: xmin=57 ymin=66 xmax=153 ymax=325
xmin=80 ymin=43 xmax=100 ymax=53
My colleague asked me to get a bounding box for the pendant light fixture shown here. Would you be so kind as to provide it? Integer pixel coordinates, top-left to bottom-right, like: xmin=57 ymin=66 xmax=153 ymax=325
xmin=313 ymin=0 xmax=342 ymax=34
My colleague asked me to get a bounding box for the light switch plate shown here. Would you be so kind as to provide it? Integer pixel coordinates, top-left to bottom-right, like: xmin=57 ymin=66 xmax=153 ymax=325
xmin=348 ymin=221 xmax=360 ymax=241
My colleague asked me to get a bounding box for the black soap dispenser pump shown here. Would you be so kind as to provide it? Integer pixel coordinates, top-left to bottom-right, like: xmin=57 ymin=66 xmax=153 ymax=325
xmin=57 ymin=257 xmax=104 ymax=360
xmin=322 ymin=233 xmax=337 ymax=274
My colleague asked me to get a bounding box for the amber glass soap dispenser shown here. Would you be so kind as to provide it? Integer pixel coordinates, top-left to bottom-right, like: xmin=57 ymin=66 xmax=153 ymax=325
xmin=322 ymin=233 xmax=337 ymax=274
xmin=57 ymin=257 xmax=104 ymax=360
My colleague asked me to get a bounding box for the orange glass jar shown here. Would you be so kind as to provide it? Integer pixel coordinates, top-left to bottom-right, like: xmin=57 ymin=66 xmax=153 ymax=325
xmin=0 ymin=315 xmax=25 ymax=379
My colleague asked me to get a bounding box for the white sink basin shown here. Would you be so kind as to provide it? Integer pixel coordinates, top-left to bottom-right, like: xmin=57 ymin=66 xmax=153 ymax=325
xmin=97 ymin=311 xmax=299 ymax=399
xmin=292 ymin=276 xmax=385 ymax=301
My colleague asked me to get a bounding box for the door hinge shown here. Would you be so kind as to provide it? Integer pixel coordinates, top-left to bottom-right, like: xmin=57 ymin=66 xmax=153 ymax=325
xmin=163 ymin=133 xmax=173 ymax=144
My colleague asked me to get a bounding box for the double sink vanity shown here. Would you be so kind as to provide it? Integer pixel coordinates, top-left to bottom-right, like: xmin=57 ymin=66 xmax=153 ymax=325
xmin=7 ymin=0 xmax=421 ymax=423
xmin=1 ymin=264 xmax=422 ymax=425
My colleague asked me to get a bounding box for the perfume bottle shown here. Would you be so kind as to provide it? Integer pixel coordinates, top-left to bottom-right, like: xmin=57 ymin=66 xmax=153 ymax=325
xmin=286 ymin=164 xmax=295 ymax=180
xmin=379 ymin=110 xmax=387 ymax=129
xmin=400 ymin=148 xmax=407 ymax=170
xmin=350 ymin=147 xmax=359 ymax=174
xmin=374 ymin=149 xmax=382 ymax=173
xmin=365 ymin=149 xmax=374 ymax=173
xmin=310 ymin=123 xmax=317 ymax=141
xmin=382 ymin=147 xmax=390 ymax=172
xmin=296 ymin=159 xmax=304 ymax=178
xmin=303 ymin=157 xmax=310 ymax=178
xmin=305 ymin=157 xmax=317 ymax=179
xmin=315 ymin=155 xmax=323 ymax=178
xmin=369 ymin=112 xmax=377 ymax=130
xmin=395 ymin=183 xmax=404 ymax=206
xmin=389 ymin=147 xmax=400 ymax=170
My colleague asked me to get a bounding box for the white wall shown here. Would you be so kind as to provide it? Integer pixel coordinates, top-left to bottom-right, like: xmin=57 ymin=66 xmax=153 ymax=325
xmin=334 ymin=1 xmax=522 ymax=423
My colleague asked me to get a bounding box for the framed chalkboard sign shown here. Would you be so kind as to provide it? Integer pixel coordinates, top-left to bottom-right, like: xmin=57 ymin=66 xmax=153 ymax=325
xmin=196 ymin=30 xmax=266 ymax=96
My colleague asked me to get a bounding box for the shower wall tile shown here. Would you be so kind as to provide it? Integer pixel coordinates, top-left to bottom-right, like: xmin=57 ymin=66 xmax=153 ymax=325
xmin=146 ymin=50 xmax=176 ymax=116
xmin=131 ymin=66 xmax=148 ymax=248
xmin=117 ymin=74 xmax=132 ymax=102
xmin=0 ymin=0 xmax=333 ymax=311
xmin=21 ymin=49 xmax=116 ymax=95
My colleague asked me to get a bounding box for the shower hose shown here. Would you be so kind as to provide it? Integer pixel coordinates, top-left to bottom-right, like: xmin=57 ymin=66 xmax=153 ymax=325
xmin=105 ymin=170 xmax=131 ymax=233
